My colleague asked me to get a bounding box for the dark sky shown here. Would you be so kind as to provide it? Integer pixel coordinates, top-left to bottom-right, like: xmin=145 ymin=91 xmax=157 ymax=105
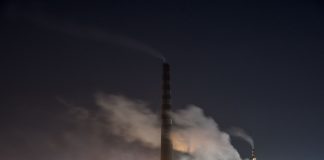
xmin=1 ymin=0 xmax=324 ymax=160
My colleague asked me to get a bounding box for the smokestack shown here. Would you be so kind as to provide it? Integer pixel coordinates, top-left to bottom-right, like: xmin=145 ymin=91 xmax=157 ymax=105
xmin=250 ymin=148 xmax=256 ymax=160
xmin=161 ymin=62 xmax=173 ymax=160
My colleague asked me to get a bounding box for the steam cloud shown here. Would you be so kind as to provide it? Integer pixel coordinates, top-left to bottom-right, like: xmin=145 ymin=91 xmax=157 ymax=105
xmin=228 ymin=127 xmax=254 ymax=149
xmin=1 ymin=93 xmax=246 ymax=160
xmin=96 ymin=94 xmax=161 ymax=148
xmin=170 ymin=106 xmax=241 ymax=160
xmin=96 ymin=94 xmax=243 ymax=160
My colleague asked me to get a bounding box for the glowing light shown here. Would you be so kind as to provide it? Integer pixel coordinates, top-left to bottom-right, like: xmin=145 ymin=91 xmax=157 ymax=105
xmin=171 ymin=133 xmax=192 ymax=153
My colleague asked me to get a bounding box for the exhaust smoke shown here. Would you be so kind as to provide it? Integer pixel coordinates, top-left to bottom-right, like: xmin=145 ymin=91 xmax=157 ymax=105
xmin=1 ymin=94 xmax=246 ymax=160
xmin=5 ymin=3 xmax=166 ymax=62
xmin=1 ymin=4 xmax=254 ymax=160
xmin=96 ymin=94 xmax=242 ymax=160
xmin=228 ymin=127 xmax=254 ymax=149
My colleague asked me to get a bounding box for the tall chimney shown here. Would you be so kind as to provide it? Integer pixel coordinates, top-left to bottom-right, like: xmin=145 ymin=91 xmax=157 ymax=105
xmin=161 ymin=62 xmax=173 ymax=160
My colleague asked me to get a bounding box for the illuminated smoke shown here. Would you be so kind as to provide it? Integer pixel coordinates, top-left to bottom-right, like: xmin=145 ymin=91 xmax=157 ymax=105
xmin=96 ymin=94 xmax=242 ymax=160
xmin=228 ymin=127 xmax=254 ymax=148
xmin=0 ymin=93 xmax=245 ymax=160
xmin=96 ymin=94 xmax=161 ymax=148
xmin=170 ymin=106 xmax=241 ymax=160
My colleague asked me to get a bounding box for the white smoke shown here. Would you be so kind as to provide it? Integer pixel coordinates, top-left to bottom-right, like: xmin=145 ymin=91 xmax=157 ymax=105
xmin=96 ymin=94 xmax=161 ymax=148
xmin=171 ymin=106 xmax=241 ymax=160
xmin=228 ymin=127 xmax=254 ymax=149
xmin=95 ymin=93 xmax=242 ymax=160
xmin=0 ymin=93 xmax=245 ymax=160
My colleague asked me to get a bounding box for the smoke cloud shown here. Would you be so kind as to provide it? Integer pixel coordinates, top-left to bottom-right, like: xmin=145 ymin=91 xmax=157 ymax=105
xmin=96 ymin=94 xmax=161 ymax=148
xmin=228 ymin=127 xmax=254 ymax=149
xmin=96 ymin=94 xmax=242 ymax=160
xmin=171 ymin=106 xmax=241 ymax=160
xmin=0 ymin=93 xmax=245 ymax=160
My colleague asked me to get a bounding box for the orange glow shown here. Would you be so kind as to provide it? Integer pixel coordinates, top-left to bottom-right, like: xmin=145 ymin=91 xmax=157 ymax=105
xmin=171 ymin=133 xmax=192 ymax=153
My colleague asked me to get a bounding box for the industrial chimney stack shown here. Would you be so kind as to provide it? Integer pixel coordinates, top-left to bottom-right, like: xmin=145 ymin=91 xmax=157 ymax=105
xmin=250 ymin=148 xmax=256 ymax=160
xmin=161 ymin=63 xmax=173 ymax=160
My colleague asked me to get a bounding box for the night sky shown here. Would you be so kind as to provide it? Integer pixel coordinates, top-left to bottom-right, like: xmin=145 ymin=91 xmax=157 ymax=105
xmin=1 ymin=0 xmax=324 ymax=160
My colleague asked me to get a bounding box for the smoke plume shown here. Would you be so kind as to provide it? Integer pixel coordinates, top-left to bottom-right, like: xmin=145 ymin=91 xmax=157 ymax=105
xmin=228 ymin=127 xmax=254 ymax=149
xmin=171 ymin=106 xmax=241 ymax=160
xmin=0 ymin=93 xmax=245 ymax=160
xmin=96 ymin=94 xmax=161 ymax=148
xmin=96 ymin=94 xmax=242 ymax=160
xmin=4 ymin=3 xmax=166 ymax=62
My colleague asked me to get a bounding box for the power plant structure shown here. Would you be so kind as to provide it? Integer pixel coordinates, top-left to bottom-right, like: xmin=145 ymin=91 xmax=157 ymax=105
xmin=250 ymin=148 xmax=256 ymax=160
xmin=160 ymin=62 xmax=173 ymax=160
